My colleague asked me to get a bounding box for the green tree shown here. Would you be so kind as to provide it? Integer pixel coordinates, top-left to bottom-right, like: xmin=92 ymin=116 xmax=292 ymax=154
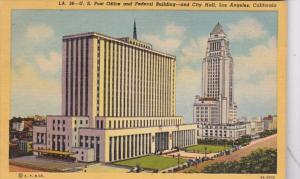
xmin=202 ymin=148 xmax=277 ymax=173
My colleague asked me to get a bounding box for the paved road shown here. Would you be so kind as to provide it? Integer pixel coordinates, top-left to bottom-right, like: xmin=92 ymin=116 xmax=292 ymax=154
xmin=180 ymin=134 xmax=277 ymax=173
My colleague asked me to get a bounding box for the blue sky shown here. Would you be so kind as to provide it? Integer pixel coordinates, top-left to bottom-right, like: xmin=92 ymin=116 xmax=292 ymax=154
xmin=11 ymin=10 xmax=277 ymax=122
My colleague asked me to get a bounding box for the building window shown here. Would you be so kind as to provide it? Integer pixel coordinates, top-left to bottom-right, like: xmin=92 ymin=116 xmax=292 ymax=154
xmin=85 ymin=136 xmax=88 ymax=147
xmin=86 ymin=120 xmax=88 ymax=124
xmin=80 ymin=120 xmax=83 ymax=124
xmin=53 ymin=120 xmax=55 ymax=124
xmin=80 ymin=136 xmax=83 ymax=146
xmin=74 ymin=127 xmax=77 ymax=132
xmin=101 ymin=120 xmax=104 ymax=129
xmin=63 ymin=127 xmax=65 ymax=131
xmin=58 ymin=120 xmax=60 ymax=124
xmin=63 ymin=120 xmax=65 ymax=124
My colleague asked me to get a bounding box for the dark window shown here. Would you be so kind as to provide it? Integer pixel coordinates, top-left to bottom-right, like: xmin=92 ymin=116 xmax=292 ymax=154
xmin=80 ymin=136 xmax=83 ymax=147
xmin=63 ymin=120 xmax=65 ymax=124
xmin=101 ymin=121 xmax=104 ymax=129
xmin=85 ymin=38 xmax=89 ymax=115
xmin=85 ymin=136 xmax=88 ymax=147
xmin=65 ymin=40 xmax=69 ymax=115
xmin=53 ymin=120 xmax=55 ymax=124
xmin=86 ymin=120 xmax=88 ymax=124
xmin=80 ymin=120 xmax=82 ymax=124
xmin=109 ymin=137 xmax=112 ymax=161
xmin=70 ymin=40 xmax=74 ymax=115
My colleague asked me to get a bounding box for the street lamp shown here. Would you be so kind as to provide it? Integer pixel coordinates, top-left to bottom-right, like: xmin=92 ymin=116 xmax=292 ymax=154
xmin=177 ymin=153 xmax=180 ymax=168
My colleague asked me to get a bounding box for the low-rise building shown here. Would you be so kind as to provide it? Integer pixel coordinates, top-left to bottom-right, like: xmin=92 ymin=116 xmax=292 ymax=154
xmin=197 ymin=122 xmax=247 ymax=141
xmin=16 ymin=139 xmax=33 ymax=154
xmin=10 ymin=117 xmax=33 ymax=132
xmin=249 ymin=117 xmax=265 ymax=136
xmin=263 ymin=115 xmax=277 ymax=130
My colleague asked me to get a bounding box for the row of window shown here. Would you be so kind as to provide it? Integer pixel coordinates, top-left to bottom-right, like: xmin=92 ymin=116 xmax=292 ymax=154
xmin=209 ymin=52 xmax=222 ymax=56
xmin=52 ymin=119 xmax=88 ymax=126
xmin=204 ymin=126 xmax=228 ymax=129
xmin=107 ymin=118 xmax=181 ymax=129
xmin=52 ymin=119 xmax=65 ymax=125
xmin=64 ymin=38 xmax=90 ymax=116
xmin=204 ymin=133 xmax=229 ymax=137
xmin=209 ymin=41 xmax=222 ymax=51
xmin=100 ymin=38 xmax=176 ymax=117
xmin=36 ymin=132 xmax=45 ymax=144
xmin=196 ymin=107 xmax=209 ymax=110
xmin=79 ymin=135 xmax=100 ymax=148
xmin=205 ymin=129 xmax=231 ymax=133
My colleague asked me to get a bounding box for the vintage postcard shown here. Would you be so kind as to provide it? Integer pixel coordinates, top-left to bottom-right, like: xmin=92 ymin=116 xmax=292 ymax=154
xmin=0 ymin=0 xmax=287 ymax=179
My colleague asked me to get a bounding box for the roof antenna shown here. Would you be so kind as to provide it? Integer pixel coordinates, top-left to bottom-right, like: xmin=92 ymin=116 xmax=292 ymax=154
xmin=133 ymin=19 xmax=137 ymax=40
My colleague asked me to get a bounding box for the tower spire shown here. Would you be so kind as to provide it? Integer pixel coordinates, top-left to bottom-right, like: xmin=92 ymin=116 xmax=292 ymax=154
xmin=133 ymin=19 xmax=137 ymax=40
xmin=210 ymin=22 xmax=225 ymax=35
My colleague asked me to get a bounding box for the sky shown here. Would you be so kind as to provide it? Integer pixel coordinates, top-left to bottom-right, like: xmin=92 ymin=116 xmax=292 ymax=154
xmin=11 ymin=10 xmax=277 ymax=122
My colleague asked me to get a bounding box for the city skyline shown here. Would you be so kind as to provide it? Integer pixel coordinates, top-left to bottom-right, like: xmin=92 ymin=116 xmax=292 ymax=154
xmin=11 ymin=10 xmax=277 ymax=121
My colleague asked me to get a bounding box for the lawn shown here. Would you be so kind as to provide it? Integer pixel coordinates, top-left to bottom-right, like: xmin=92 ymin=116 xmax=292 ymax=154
xmin=113 ymin=155 xmax=187 ymax=170
xmin=185 ymin=144 xmax=230 ymax=154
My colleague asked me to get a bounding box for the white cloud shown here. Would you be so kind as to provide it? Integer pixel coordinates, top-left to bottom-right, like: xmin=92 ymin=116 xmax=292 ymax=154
xmin=11 ymin=51 xmax=61 ymax=116
xmin=235 ymin=37 xmax=276 ymax=80
xmin=175 ymin=35 xmax=207 ymax=121
xmin=35 ymin=52 xmax=61 ymax=74
xmin=235 ymin=37 xmax=277 ymax=116
xmin=177 ymin=66 xmax=202 ymax=94
xmin=140 ymin=22 xmax=185 ymax=53
xmin=141 ymin=33 xmax=181 ymax=52
xmin=12 ymin=61 xmax=61 ymax=116
xmin=176 ymin=66 xmax=202 ymax=122
xmin=25 ymin=24 xmax=54 ymax=43
xmin=227 ymin=17 xmax=266 ymax=41
xmin=179 ymin=36 xmax=207 ymax=66
xmin=235 ymin=73 xmax=276 ymax=112
xmin=165 ymin=22 xmax=186 ymax=37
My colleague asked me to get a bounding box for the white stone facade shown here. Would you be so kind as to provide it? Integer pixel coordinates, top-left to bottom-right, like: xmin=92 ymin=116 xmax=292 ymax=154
xmin=197 ymin=123 xmax=247 ymax=141
xmin=193 ymin=23 xmax=245 ymax=140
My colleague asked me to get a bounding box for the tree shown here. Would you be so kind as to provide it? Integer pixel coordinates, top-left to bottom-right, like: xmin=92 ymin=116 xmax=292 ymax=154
xmin=202 ymin=148 xmax=277 ymax=173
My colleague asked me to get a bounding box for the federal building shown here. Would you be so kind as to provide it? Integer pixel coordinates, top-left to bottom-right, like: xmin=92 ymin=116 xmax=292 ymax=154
xmin=193 ymin=23 xmax=248 ymax=141
xmin=33 ymin=23 xmax=197 ymax=163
